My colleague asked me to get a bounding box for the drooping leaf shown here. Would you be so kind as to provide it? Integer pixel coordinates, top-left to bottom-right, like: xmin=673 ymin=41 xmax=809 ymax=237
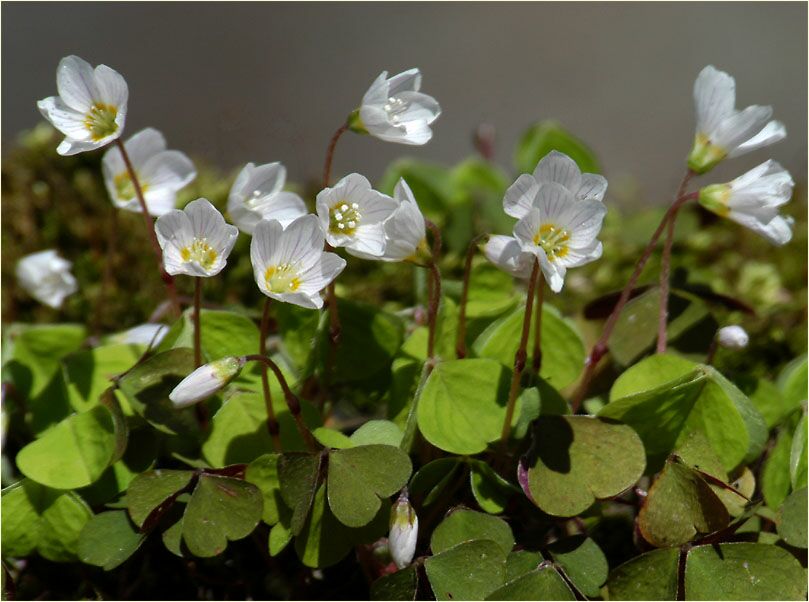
xmin=77 ymin=510 xmax=146 ymax=570
xmin=409 ymin=457 xmax=464 ymax=506
xmin=327 ymin=444 xmax=412 ymax=528
xmin=350 ymin=420 xmax=404 ymax=448
xmin=546 ymin=536 xmax=608 ymax=598
xmin=278 ymin=452 xmax=322 ymax=535
xmin=485 ymin=565 xmax=576 ymax=601
xmin=685 ymin=542 xmax=807 ymax=600
xmin=469 ymin=460 xmax=519 ymax=514
xmin=416 ymin=359 xmax=511 ymax=455
xmin=181 ymin=474 xmax=263 ymax=557
xmin=244 ymin=453 xmax=283 ymax=526
xmin=1 ymin=479 xmax=92 ymax=562
xmin=126 ymin=469 xmax=194 ymax=528
xmin=431 ymin=508 xmax=514 ymax=555
xmin=425 ymin=539 xmax=507 ymax=601
xmin=605 ymin=548 xmax=679 ymax=600
xmin=789 ymin=412 xmax=807 ymax=490
xmin=313 ymin=427 xmax=354 ymax=449
xmin=520 ymin=415 xmax=645 ymax=517
xmin=777 ymin=487 xmax=807 ymax=548
xmin=371 ymin=565 xmax=418 ymax=601
xmin=762 ymin=427 xmax=795 ymax=509
xmin=638 ymin=457 xmax=729 ymax=547
xmin=62 ymin=344 xmax=143 ymax=412
xmin=777 ymin=355 xmax=808 ymax=410
xmin=472 ymin=305 xmax=585 ymax=390
xmin=16 ymin=405 xmax=117 ymax=489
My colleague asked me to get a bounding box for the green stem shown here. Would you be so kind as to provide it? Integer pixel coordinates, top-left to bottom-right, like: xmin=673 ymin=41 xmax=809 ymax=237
xmin=456 ymin=235 xmax=484 ymax=359
xmin=259 ymin=298 xmax=281 ymax=452
xmin=532 ymin=271 xmax=545 ymax=374
xmin=400 ymin=360 xmax=435 ymax=454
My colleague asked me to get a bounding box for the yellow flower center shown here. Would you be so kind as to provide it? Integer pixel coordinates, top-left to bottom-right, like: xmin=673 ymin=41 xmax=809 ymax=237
xmin=329 ymin=201 xmax=362 ymax=236
xmin=264 ymin=264 xmax=301 ymax=293
xmin=84 ymin=103 xmax=119 ymax=141
xmin=533 ymin=223 xmax=570 ymax=260
xmin=180 ymin=239 xmax=218 ymax=271
xmin=113 ymin=171 xmax=147 ymax=201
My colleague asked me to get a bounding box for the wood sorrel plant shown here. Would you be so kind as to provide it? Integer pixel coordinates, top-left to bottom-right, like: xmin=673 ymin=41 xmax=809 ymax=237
xmin=2 ymin=57 xmax=805 ymax=602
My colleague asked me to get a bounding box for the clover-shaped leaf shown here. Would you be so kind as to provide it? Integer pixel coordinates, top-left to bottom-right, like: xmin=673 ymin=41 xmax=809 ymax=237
xmin=486 ymin=564 xmax=576 ymax=601
xmin=605 ymin=548 xmax=680 ymax=600
xmin=425 ymin=539 xmax=507 ymax=601
xmin=519 ymin=415 xmax=645 ymax=517
xmin=327 ymin=444 xmax=412 ymax=528
xmin=431 ymin=508 xmax=514 ymax=555
xmin=279 ymin=452 xmax=322 ymax=535
xmin=181 ymin=474 xmax=262 ymax=557
xmin=78 ymin=510 xmax=146 ymax=570
xmin=126 ymin=469 xmax=194 ymax=528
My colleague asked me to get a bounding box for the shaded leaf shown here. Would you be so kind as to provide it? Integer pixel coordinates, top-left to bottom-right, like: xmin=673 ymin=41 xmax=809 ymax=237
xmin=279 ymin=452 xmax=322 ymax=535
xmin=547 ymin=536 xmax=608 ymax=597
xmin=126 ymin=469 xmax=194 ymax=528
xmin=350 ymin=420 xmax=404 ymax=448
xmin=425 ymin=539 xmax=507 ymax=601
xmin=485 ymin=565 xmax=575 ymax=601
xmin=605 ymin=548 xmax=679 ymax=601
xmin=469 ymin=460 xmax=519 ymax=514
xmin=409 ymin=458 xmax=464 ymax=506
xmin=777 ymin=487 xmax=807 ymax=548
xmin=62 ymin=344 xmax=142 ymax=412
xmin=78 ymin=510 xmax=145 ymax=570
xmin=244 ymin=453 xmax=283 ymax=526
xmin=762 ymin=427 xmax=794 ymax=509
xmin=790 ymin=412 xmax=807 ymax=490
xmin=371 ymin=565 xmax=418 ymax=601
xmin=431 ymin=508 xmax=514 ymax=555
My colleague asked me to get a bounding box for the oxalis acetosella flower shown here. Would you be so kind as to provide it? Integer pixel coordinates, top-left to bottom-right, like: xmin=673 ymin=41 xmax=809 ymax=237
xmin=388 ymin=490 xmax=418 ymax=569
xmin=512 ymin=183 xmax=607 ymax=293
xmin=37 ymin=55 xmax=128 ymax=155
xmin=699 ymin=160 xmax=794 ymax=245
xmin=687 ymin=65 xmax=786 ymax=174
xmin=155 ymin=198 xmax=239 ymax=277
xmin=170 ymin=356 xmax=245 ymax=408
xmin=348 ymin=68 xmax=441 ymax=145
xmin=503 ymin=150 xmax=608 ymax=219
xmin=250 ymin=215 xmax=346 ymax=309
xmin=16 ymin=250 xmax=79 ymax=309
xmin=228 ymin=162 xmax=307 ymax=235
xmin=102 ymin=128 xmax=196 ymax=217
xmin=316 ymin=173 xmax=398 ymax=257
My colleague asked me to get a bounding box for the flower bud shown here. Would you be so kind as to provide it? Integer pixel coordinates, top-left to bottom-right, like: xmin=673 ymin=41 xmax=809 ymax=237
xmin=389 ymin=489 xmax=418 ymax=569
xmin=716 ymin=325 xmax=749 ymax=350
xmin=169 ymin=356 xmax=245 ymax=408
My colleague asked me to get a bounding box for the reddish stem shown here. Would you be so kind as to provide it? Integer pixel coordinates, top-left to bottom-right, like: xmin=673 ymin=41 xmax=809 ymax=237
xmin=259 ymin=298 xmax=281 ymax=452
xmin=193 ymin=278 xmax=202 ymax=368
xmin=532 ymin=271 xmax=545 ymax=374
xmin=425 ymin=221 xmax=443 ymax=361
xmin=456 ymin=235 xmax=485 ymax=359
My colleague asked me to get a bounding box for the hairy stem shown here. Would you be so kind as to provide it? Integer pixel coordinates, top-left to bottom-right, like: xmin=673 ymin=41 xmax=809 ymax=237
xmin=500 ymin=260 xmax=540 ymax=445
xmin=532 ymin=271 xmax=545 ymax=374
xmin=244 ymin=354 xmax=317 ymax=452
xmin=657 ymin=170 xmax=694 ymax=354
xmin=259 ymin=298 xmax=281 ymax=452
xmin=570 ymin=191 xmax=698 ymax=412
xmin=456 ymin=235 xmax=485 ymax=359
xmin=113 ymin=138 xmax=180 ymax=316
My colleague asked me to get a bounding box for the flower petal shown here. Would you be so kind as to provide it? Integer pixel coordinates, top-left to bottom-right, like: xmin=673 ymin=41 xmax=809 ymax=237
xmin=534 ymin=150 xmax=583 ymax=193
xmin=727 ymin=120 xmax=787 ymax=157
xmin=693 ymin=65 xmax=736 ymax=136
xmin=94 ymin=64 xmax=129 ymax=108
xmin=503 ymin=173 xmax=540 ymax=219
xmin=56 ymin=55 xmax=97 ymax=112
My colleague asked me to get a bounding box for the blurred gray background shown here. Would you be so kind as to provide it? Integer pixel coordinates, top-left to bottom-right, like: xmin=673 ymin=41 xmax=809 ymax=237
xmin=3 ymin=2 xmax=806 ymax=202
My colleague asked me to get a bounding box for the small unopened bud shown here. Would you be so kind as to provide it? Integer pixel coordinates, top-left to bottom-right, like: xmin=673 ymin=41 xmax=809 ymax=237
xmin=389 ymin=489 xmax=418 ymax=569
xmin=716 ymin=325 xmax=749 ymax=350
xmin=169 ymin=356 xmax=245 ymax=408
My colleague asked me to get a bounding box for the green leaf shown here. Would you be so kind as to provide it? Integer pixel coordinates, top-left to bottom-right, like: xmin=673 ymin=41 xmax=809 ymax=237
xmin=327 ymin=444 xmax=412 ymax=528
xmin=378 ymin=158 xmax=453 ymax=219
xmin=469 ymin=460 xmax=519 ymax=514
xmin=273 ymin=302 xmax=322 ymax=372
xmin=117 ymin=348 xmax=199 ymax=437
xmin=519 ymin=416 xmax=645 ymax=517
xmin=400 ymin=296 xmax=458 ymax=363
xmin=16 ymin=405 xmax=117 ymax=489
xmin=417 ymin=359 xmax=511 ymax=455
xmin=409 ymin=457 xmax=464 ymax=506
xmin=486 ymin=565 xmax=576 ymax=601
xmin=269 ymin=515 xmax=293 ymax=557
xmin=62 ymin=344 xmax=143 ymax=412
xmin=547 ymin=536 xmax=608 ymax=598
xmin=244 ymin=453 xmax=283 ymax=526
xmin=762 ymin=428 xmax=794 ymax=509
xmin=605 ymin=548 xmax=679 ymax=601
xmin=350 ymin=420 xmax=404 ymax=448
xmin=778 ymin=355 xmax=808 ymax=410
xmin=78 ymin=510 xmax=146 ymax=570
xmin=126 ymin=469 xmax=194 ymax=528
xmin=473 ymin=304 xmax=585 ymax=390
xmin=425 ymin=539 xmax=507 ymax=601
xmin=1 ymin=479 xmax=92 ymax=562
xmin=371 ymin=565 xmax=418 ymax=601
xmin=431 ymin=508 xmax=514 ymax=555
xmin=279 ymin=452 xmax=322 ymax=536
xmin=638 ymin=457 xmax=729 ymax=547
xmin=790 ymin=412 xmax=807 ymax=489
xmin=513 ymin=121 xmax=600 ymax=176
xmin=313 ymin=427 xmax=355 ymax=449
xmin=464 ymin=262 xmax=519 ymax=319
xmin=738 ymin=376 xmax=793 ymax=430
xmin=505 ymin=550 xmax=543 ymax=581
xmin=685 ymin=543 xmax=807 ymax=600
xmin=777 ymin=487 xmax=807 ymax=548
xmin=181 ymin=474 xmax=263 ymax=557
xmin=160 ymin=309 xmax=260 ymax=361
xmin=601 ymin=355 xmax=766 ymax=471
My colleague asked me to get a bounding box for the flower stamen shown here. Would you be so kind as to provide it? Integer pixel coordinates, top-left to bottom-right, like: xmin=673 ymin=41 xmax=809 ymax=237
xmin=533 ymin=223 xmax=570 ymax=260
xmin=329 ymin=201 xmax=362 ymax=236
xmin=265 ymin=263 xmax=301 ymax=293
xmin=84 ymin=103 xmax=118 ymax=141
xmin=181 ymin=238 xmax=218 ymax=270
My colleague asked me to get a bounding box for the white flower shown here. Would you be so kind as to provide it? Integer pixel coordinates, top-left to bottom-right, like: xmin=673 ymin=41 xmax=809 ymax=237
xmin=512 ymin=183 xmax=607 ymax=293
xmin=102 ymin=128 xmax=196 ymax=217
xmin=250 ymin=215 xmax=346 ymax=309
xmin=316 ymin=173 xmax=398 ymax=257
xmin=170 ymin=356 xmax=245 ymax=408
xmin=16 ymin=250 xmax=78 ymax=309
xmin=503 ymin=150 xmax=607 ymax=219
xmin=227 ymin=162 xmax=307 ymax=235
xmin=37 ymin=55 xmax=128 ymax=156
xmin=688 ymin=65 xmax=786 ymax=174
xmin=699 ymin=160 xmax=794 ymax=245
xmin=108 ymin=323 xmax=169 ymax=347
xmin=716 ymin=325 xmax=749 ymax=350
xmin=155 ymin=198 xmax=239 ymax=277
xmin=389 ymin=490 xmax=418 ymax=569
xmin=483 ymin=235 xmax=535 ymax=279
xmin=354 ymin=68 xmax=441 ymax=145
xmin=356 ymin=178 xmax=431 ymax=264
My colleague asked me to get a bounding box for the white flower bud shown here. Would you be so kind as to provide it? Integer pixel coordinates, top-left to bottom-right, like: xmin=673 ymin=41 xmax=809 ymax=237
xmin=169 ymin=356 xmax=245 ymax=408
xmin=389 ymin=490 xmax=418 ymax=569
xmin=717 ymin=326 xmax=749 ymax=350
